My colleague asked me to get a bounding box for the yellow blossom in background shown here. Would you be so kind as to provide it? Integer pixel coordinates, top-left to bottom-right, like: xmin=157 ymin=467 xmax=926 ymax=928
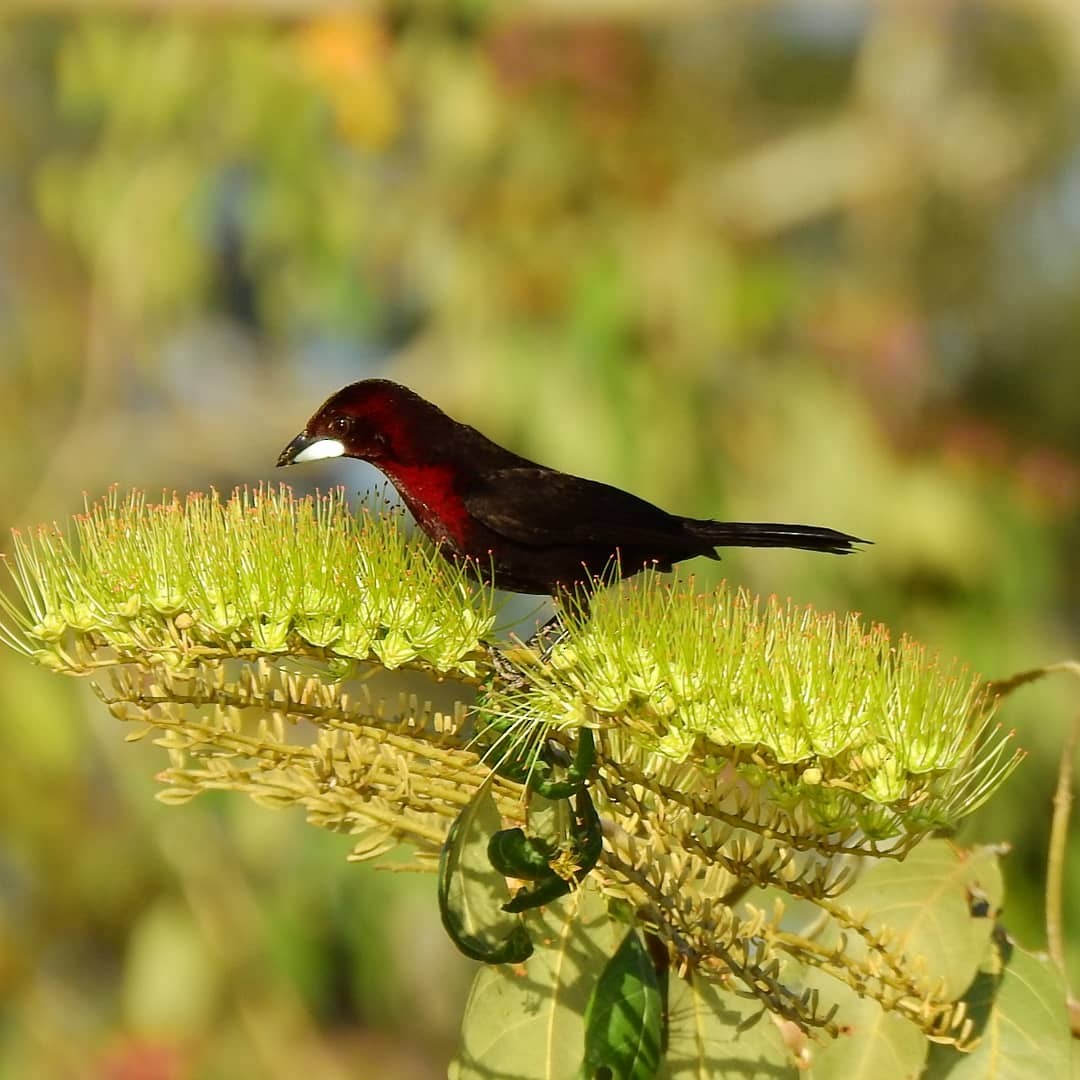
xmin=293 ymin=14 xmax=399 ymax=149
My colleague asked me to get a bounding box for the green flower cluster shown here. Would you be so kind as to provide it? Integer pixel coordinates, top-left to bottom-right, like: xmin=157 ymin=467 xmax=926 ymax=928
xmin=0 ymin=487 xmax=1020 ymax=847
xmin=0 ymin=486 xmax=1031 ymax=1045
xmin=495 ymin=576 xmax=1020 ymax=841
xmin=0 ymin=485 xmax=496 ymax=678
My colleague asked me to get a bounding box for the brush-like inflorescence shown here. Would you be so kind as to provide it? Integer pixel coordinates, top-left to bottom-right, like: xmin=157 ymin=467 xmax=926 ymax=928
xmin=0 ymin=486 xmax=1023 ymax=1046
xmin=0 ymin=484 xmax=496 ymax=678
xmin=487 ymin=576 xmax=1020 ymax=848
xmin=0 ymin=485 xmax=519 ymax=859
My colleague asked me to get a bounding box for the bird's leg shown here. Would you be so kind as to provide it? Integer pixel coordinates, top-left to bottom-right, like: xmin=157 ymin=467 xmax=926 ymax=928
xmin=487 ymin=583 xmax=591 ymax=692
xmin=484 ymin=583 xmax=598 ymax=786
xmin=484 ymin=598 xmax=572 ymax=700
xmin=472 ymin=585 xmax=604 ymax=911
xmin=524 ymin=613 xmax=565 ymax=653
xmin=512 ymin=583 xmax=592 ymax=657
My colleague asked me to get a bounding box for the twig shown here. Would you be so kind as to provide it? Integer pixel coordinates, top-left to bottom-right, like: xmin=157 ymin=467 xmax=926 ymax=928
xmin=1046 ymin=715 xmax=1078 ymax=1016
xmin=986 ymin=660 xmax=1080 ymax=699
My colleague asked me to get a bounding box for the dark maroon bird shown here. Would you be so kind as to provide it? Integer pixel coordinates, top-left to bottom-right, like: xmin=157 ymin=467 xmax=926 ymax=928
xmin=276 ymin=380 xmax=866 ymax=595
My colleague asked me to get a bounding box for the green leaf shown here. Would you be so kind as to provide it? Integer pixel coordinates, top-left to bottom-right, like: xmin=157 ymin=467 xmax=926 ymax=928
xmin=924 ymin=938 xmax=1072 ymax=1079
xmin=529 ymin=791 xmax=574 ymax=848
xmin=660 ymin=971 xmax=795 ymax=1079
xmin=450 ymin=887 xmax=620 ymax=1080
xmin=438 ymin=784 xmax=533 ymax=964
xmin=831 ymin=840 xmax=1004 ymax=999
xmin=581 ymin=928 xmax=664 ymax=1080
xmin=804 ymin=980 xmax=927 ymax=1080
xmin=797 ymin=842 xmax=1008 ymax=1078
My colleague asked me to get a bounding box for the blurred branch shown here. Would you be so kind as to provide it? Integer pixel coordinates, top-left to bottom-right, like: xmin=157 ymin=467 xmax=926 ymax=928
xmin=1047 ymin=715 xmax=1079 ymax=1033
xmin=988 ymin=660 xmax=1080 ymax=698
xmin=986 ymin=659 xmax=1080 ymax=1033
xmin=700 ymin=118 xmax=912 ymax=237
xmin=699 ymin=106 xmax=1036 ymax=239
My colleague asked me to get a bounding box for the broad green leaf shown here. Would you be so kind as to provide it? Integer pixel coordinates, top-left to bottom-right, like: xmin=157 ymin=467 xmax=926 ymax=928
xmin=582 ymin=929 xmax=664 ymax=1080
xmin=797 ymin=842 xmax=1006 ymax=1078
xmin=660 ymin=971 xmax=795 ymax=1079
xmin=450 ymin=886 xmax=620 ymax=1080
xmin=529 ymin=792 xmax=573 ymax=848
xmin=924 ymin=940 xmax=1071 ymax=1079
xmin=438 ymin=784 xmax=533 ymax=964
xmin=804 ymin=978 xmax=927 ymax=1080
xmin=829 ymin=841 xmax=1004 ymax=998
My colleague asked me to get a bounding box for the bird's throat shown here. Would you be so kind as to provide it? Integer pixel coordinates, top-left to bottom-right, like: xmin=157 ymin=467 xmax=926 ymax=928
xmin=379 ymin=461 xmax=473 ymax=549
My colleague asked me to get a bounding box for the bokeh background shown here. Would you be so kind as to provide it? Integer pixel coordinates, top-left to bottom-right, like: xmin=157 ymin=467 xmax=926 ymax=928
xmin=2 ymin=3 xmax=1079 ymax=1077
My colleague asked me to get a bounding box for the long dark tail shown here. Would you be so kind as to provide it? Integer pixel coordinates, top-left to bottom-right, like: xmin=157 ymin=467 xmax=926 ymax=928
xmin=683 ymin=520 xmax=868 ymax=555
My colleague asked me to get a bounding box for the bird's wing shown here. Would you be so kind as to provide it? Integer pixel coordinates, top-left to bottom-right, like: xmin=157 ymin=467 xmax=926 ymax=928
xmin=461 ymin=467 xmax=691 ymax=549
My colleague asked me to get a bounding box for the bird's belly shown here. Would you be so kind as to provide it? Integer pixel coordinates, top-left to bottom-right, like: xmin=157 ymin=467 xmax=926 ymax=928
xmin=460 ymin=541 xmax=678 ymax=596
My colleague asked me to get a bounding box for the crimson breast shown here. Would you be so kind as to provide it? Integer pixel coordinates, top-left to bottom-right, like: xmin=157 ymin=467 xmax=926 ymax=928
xmin=381 ymin=461 xmax=476 ymax=551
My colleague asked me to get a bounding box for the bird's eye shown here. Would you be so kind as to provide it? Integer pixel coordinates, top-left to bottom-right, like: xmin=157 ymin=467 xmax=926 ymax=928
xmin=331 ymin=416 xmax=351 ymax=435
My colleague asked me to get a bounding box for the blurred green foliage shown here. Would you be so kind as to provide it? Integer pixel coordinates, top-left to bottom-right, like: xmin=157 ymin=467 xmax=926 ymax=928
xmin=1 ymin=4 xmax=1079 ymax=1076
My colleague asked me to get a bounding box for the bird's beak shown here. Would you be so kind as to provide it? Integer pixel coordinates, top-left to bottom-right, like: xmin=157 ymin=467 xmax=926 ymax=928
xmin=276 ymin=433 xmax=347 ymax=467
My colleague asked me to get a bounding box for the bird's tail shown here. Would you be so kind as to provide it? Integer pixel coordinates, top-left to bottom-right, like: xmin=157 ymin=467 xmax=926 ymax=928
xmin=683 ymin=520 xmax=868 ymax=555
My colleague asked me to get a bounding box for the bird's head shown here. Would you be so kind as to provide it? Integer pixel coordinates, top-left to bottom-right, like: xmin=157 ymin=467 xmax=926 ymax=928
xmin=276 ymin=379 xmax=434 ymax=469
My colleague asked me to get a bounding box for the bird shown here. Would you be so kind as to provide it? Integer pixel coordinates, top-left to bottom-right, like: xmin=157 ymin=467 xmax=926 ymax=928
xmin=276 ymin=379 xmax=867 ymax=596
